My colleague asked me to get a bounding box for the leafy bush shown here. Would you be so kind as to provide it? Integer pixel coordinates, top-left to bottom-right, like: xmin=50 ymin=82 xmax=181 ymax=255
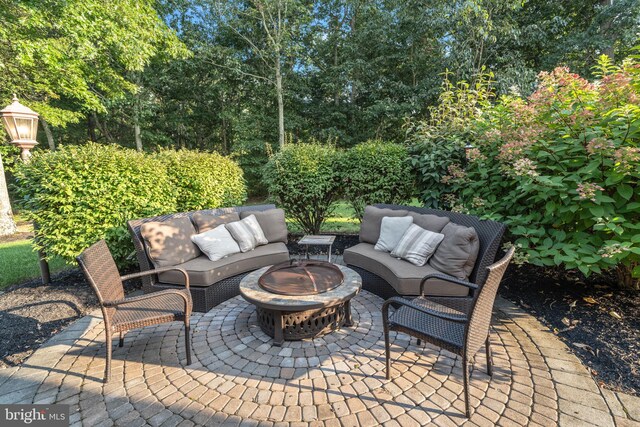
xmin=263 ymin=143 xmax=342 ymax=234
xmin=14 ymin=143 xmax=177 ymax=266
xmin=408 ymin=71 xmax=493 ymax=207
xmin=156 ymin=149 xmax=246 ymax=211
xmin=340 ymin=140 xmax=414 ymax=219
xmin=439 ymin=57 xmax=640 ymax=289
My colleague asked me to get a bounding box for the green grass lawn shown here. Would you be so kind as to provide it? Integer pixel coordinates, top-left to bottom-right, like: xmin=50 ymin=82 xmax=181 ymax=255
xmin=286 ymin=199 xmax=423 ymax=234
xmin=0 ymin=239 xmax=69 ymax=289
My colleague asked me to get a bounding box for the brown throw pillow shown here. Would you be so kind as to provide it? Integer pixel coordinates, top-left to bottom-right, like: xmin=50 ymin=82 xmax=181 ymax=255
xmin=192 ymin=212 xmax=240 ymax=233
xmin=240 ymin=209 xmax=288 ymax=243
xmin=428 ymin=222 xmax=480 ymax=279
xmin=359 ymin=206 xmax=409 ymax=244
xmin=140 ymin=216 xmax=201 ymax=267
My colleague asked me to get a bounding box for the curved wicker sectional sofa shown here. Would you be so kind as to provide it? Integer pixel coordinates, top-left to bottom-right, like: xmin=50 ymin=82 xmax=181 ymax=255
xmin=128 ymin=204 xmax=289 ymax=312
xmin=344 ymin=204 xmax=507 ymax=303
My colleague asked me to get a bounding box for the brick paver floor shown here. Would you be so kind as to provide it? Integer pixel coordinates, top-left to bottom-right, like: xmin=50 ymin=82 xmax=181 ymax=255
xmin=0 ymin=266 xmax=637 ymax=426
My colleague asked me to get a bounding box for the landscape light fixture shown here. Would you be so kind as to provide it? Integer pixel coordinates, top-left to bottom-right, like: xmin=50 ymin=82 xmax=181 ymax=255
xmin=0 ymin=94 xmax=39 ymax=162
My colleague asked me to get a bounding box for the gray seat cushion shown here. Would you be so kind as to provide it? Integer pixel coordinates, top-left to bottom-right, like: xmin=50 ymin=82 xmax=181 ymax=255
xmin=360 ymin=206 xmax=409 ymax=244
xmin=191 ymin=212 xmax=240 ymax=233
xmin=158 ymin=242 xmax=290 ymax=287
xmin=344 ymin=243 xmax=469 ymax=296
xmin=240 ymin=209 xmax=288 ymax=243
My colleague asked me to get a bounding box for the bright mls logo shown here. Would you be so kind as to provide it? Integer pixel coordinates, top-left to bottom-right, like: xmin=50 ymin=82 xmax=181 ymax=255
xmin=1 ymin=405 xmax=68 ymax=427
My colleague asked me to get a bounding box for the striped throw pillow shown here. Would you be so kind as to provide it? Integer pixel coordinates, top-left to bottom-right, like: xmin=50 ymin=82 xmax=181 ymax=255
xmin=225 ymin=215 xmax=268 ymax=252
xmin=391 ymin=224 xmax=445 ymax=266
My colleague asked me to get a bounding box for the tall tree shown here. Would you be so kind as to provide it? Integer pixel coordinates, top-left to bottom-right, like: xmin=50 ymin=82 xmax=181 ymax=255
xmin=210 ymin=0 xmax=312 ymax=147
xmin=0 ymin=152 xmax=16 ymax=236
xmin=0 ymin=0 xmax=187 ymax=231
xmin=0 ymin=0 xmax=188 ymax=141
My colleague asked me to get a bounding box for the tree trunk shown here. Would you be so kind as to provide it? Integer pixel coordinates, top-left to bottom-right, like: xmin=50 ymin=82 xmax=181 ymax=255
xmin=41 ymin=119 xmax=55 ymax=151
xmin=0 ymin=153 xmax=17 ymax=236
xmin=134 ymin=87 xmax=143 ymax=152
xmin=616 ymin=264 xmax=639 ymax=291
xmin=275 ymin=57 xmax=285 ymax=148
xmin=88 ymin=114 xmax=97 ymax=142
xmin=600 ymin=0 xmax=615 ymax=60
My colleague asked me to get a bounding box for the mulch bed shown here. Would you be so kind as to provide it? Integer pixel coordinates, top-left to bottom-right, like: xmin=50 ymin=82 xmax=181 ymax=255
xmin=1 ymin=234 xmax=637 ymax=397
xmin=0 ymin=269 xmax=140 ymax=369
xmin=500 ymin=264 xmax=639 ymax=396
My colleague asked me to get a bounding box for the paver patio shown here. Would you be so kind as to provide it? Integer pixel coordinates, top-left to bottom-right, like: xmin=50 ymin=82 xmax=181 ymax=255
xmin=0 ymin=257 xmax=638 ymax=427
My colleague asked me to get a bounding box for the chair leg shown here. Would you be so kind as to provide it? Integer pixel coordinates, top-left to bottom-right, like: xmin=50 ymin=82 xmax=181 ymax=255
xmin=383 ymin=327 xmax=391 ymax=380
xmin=185 ymin=323 xmax=192 ymax=366
xmin=485 ymin=336 xmax=493 ymax=376
xmin=118 ymin=332 xmax=124 ymax=348
xmin=105 ymin=332 xmax=112 ymax=383
xmin=463 ymin=359 xmax=471 ymax=418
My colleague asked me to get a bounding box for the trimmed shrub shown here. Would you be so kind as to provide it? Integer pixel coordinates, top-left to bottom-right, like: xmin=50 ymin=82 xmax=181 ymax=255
xmin=156 ymin=149 xmax=246 ymax=211
xmin=263 ymin=143 xmax=342 ymax=234
xmin=340 ymin=141 xmax=414 ymax=219
xmin=408 ymin=71 xmax=493 ymax=208
xmin=14 ymin=143 xmax=176 ymax=266
xmin=438 ymin=57 xmax=640 ymax=289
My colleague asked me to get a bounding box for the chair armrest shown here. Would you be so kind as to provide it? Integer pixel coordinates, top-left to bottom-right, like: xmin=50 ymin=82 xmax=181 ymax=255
xmin=382 ymin=296 xmax=468 ymax=324
xmin=121 ymin=267 xmax=190 ymax=289
xmin=420 ymin=273 xmax=478 ymax=296
xmin=103 ymin=289 xmax=191 ymax=312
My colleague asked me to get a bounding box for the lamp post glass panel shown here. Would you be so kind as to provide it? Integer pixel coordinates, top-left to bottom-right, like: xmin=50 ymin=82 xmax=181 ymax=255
xmin=1 ymin=95 xmax=39 ymax=162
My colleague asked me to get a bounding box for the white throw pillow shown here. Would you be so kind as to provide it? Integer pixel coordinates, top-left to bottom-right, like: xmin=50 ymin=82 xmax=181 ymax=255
xmin=391 ymin=224 xmax=445 ymax=266
xmin=225 ymin=214 xmax=268 ymax=252
xmin=191 ymin=225 xmax=241 ymax=261
xmin=374 ymin=216 xmax=414 ymax=252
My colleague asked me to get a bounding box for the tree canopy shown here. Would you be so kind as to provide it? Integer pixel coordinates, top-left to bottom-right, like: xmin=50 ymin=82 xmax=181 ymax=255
xmin=1 ymin=0 xmax=638 ymax=192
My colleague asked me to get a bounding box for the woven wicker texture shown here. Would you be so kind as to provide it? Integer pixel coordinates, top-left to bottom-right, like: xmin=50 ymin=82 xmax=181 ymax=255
xmin=77 ymin=240 xmax=193 ymax=382
xmin=127 ymin=205 xmax=276 ymax=312
xmin=382 ymin=246 xmax=515 ymax=418
xmin=111 ymin=291 xmax=189 ymax=332
xmin=76 ymin=240 xmax=124 ymax=318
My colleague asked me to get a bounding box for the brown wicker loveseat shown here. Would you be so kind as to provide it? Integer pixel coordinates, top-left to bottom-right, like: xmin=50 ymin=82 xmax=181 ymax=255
xmin=128 ymin=204 xmax=290 ymax=312
xmin=344 ymin=204 xmax=507 ymax=302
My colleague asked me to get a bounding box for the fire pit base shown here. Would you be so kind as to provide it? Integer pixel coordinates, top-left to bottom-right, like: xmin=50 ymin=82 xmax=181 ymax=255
xmin=239 ymin=264 xmax=362 ymax=346
xmin=256 ymin=302 xmax=352 ymax=345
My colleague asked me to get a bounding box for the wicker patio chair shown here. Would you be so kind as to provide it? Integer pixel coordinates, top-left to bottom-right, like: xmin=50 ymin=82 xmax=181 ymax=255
xmin=77 ymin=240 xmax=193 ymax=383
xmin=382 ymin=246 xmax=515 ymax=418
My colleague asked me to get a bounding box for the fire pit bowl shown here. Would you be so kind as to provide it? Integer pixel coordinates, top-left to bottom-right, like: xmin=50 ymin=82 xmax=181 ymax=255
xmin=258 ymin=260 xmax=344 ymax=296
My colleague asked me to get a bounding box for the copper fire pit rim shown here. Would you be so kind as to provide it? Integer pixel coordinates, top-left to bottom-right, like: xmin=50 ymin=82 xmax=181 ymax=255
xmin=258 ymin=260 xmax=344 ymax=296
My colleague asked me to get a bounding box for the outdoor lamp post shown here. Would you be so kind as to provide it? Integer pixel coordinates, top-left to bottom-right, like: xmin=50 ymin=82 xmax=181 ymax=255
xmin=1 ymin=94 xmax=39 ymax=162
xmin=0 ymin=94 xmax=50 ymax=283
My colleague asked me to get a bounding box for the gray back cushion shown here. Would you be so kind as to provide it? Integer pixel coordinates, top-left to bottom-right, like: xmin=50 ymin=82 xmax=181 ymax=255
xmin=140 ymin=216 xmax=201 ymax=267
xmin=360 ymin=206 xmax=409 ymax=244
xmin=192 ymin=212 xmax=240 ymax=233
xmin=429 ymin=222 xmax=480 ymax=279
xmin=408 ymin=212 xmax=450 ymax=233
xmin=240 ymin=209 xmax=288 ymax=243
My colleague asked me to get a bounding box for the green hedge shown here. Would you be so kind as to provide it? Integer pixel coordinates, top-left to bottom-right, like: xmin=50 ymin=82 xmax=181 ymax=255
xmin=14 ymin=143 xmax=246 ymax=267
xmin=157 ymin=149 xmax=246 ymax=212
xmin=263 ymin=143 xmax=342 ymax=234
xmin=340 ymin=140 xmax=414 ymax=219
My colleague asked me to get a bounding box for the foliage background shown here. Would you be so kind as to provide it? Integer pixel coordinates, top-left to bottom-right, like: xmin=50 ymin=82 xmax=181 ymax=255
xmin=2 ymin=0 xmax=637 ymax=196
